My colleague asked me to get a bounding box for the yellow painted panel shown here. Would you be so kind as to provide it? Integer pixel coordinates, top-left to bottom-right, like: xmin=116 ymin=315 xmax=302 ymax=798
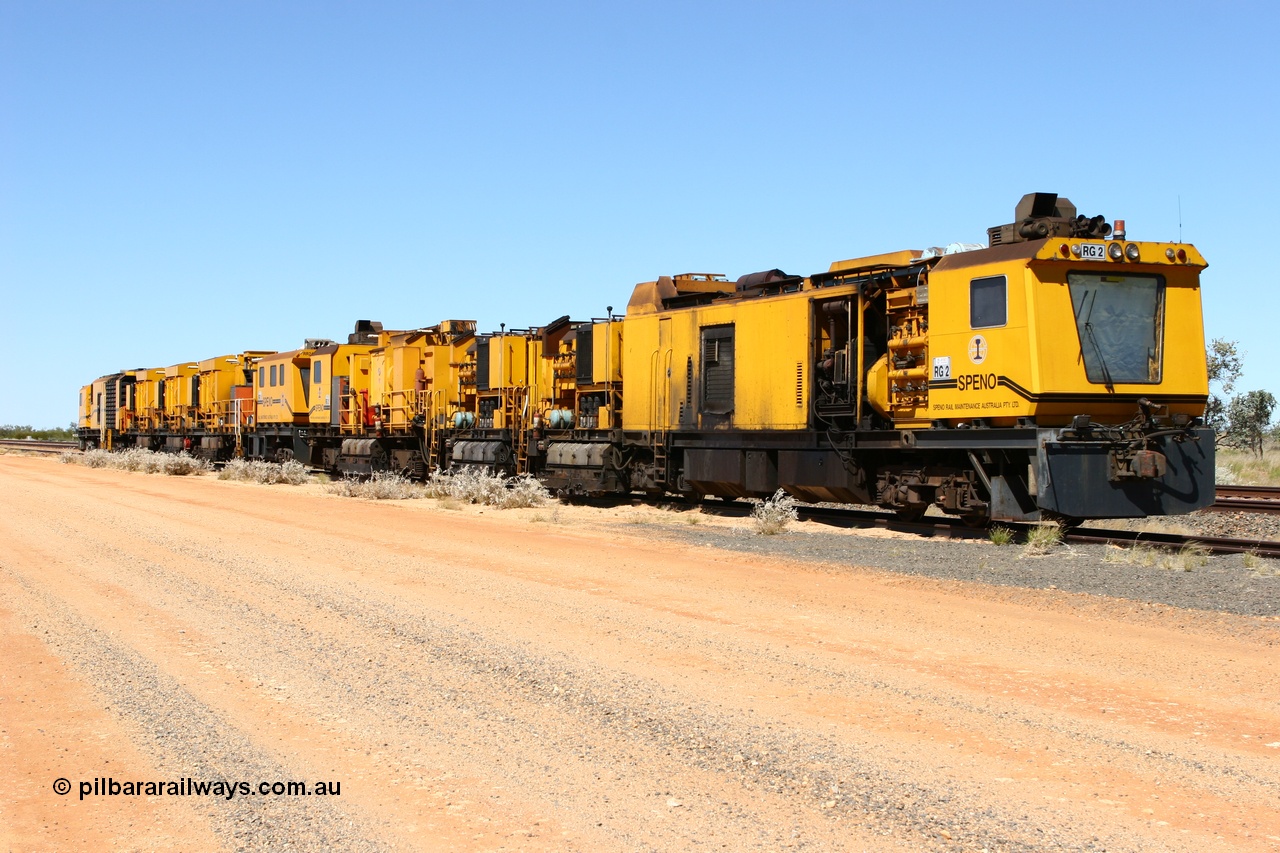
xmin=1028 ymin=264 xmax=1207 ymax=419
xmin=254 ymin=351 xmax=312 ymax=425
xmin=620 ymin=290 xmax=811 ymax=432
xmin=592 ymin=321 xmax=623 ymax=384
xmin=620 ymin=314 xmax=661 ymax=430
xmin=370 ymin=349 xmax=387 ymax=400
xmin=197 ymin=354 xmax=251 ymax=431
xmin=307 ymin=345 xmax=374 ymax=425
xmin=924 ymin=257 xmax=1208 ymax=425
xmin=162 ymin=363 xmax=200 ymax=418
xmin=924 ymin=260 xmax=1033 ymax=424
xmin=131 ymin=368 xmax=166 ymax=431
xmin=1032 ymin=239 xmax=1206 ymax=268
xmin=488 ymin=335 xmax=530 ymax=388
xmin=78 ymin=384 xmax=92 ymax=429
xmin=827 ymin=250 xmax=921 ymax=273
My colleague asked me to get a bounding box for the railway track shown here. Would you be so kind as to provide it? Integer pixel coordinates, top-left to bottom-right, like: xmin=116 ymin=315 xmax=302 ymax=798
xmin=686 ymin=498 xmax=1280 ymax=559
xmin=1208 ymin=484 xmax=1280 ymax=514
xmin=13 ymin=442 xmax=1280 ymax=553
xmin=1065 ymin=525 xmax=1280 ymax=558
xmin=0 ymin=438 xmax=78 ymax=454
xmin=847 ymin=510 xmax=1280 ymax=558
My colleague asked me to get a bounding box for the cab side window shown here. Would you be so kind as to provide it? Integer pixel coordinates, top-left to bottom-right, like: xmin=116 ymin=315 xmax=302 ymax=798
xmin=970 ymin=275 xmax=1007 ymax=329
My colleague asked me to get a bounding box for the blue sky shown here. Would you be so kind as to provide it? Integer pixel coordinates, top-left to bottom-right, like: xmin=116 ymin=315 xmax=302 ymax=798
xmin=2 ymin=1 xmax=1276 ymax=428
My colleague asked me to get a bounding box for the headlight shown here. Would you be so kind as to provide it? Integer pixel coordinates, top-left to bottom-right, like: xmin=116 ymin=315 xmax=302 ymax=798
xmin=1125 ymin=243 xmax=1140 ymax=261
xmin=1108 ymin=242 xmax=1123 ymax=260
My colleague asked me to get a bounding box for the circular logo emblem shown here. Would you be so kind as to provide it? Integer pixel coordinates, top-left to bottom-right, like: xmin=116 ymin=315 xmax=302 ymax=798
xmin=968 ymin=334 xmax=988 ymax=365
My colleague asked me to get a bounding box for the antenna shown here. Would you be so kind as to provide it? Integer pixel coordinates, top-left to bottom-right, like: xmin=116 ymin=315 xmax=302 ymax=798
xmin=1178 ymin=195 xmax=1183 ymax=243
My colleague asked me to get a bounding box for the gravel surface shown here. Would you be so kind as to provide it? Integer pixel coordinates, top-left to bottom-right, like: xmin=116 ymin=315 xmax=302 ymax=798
xmin=3 ymin=456 xmax=1278 ymax=853
xmin=616 ymin=511 xmax=1280 ymax=619
xmin=6 ymin=571 xmax=388 ymax=853
xmin=1097 ymin=507 xmax=1280 ymax=543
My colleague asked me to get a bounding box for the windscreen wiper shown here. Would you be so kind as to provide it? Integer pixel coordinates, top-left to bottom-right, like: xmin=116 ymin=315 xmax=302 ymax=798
xmin=1081 ymin=290 xmax=1116 ymax=393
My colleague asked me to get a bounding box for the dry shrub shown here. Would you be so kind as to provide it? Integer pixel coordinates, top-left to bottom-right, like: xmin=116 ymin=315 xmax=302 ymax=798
xmin=1243 ymin=550 xmax=1278 ymax=575
xmin=1101 ymin=540 xmax=1206 ymax=569
xmin=325 ymin=476 xmax=364 ymax=498
xmin=1102 ymin=542 xmax=1157 ymax=566
xmin=219 ymin=458 xmax=310 ymax=485
xmin=361 ymin=472 xmax=424 ymax=500
xmin=752 ymin=489 xmax=798 ymax=535
xmin=1020 ymin=522 xmax=1063 ymax=557
xmin=324 ymin=472 xmax=425 ymax=500
xmin=422 ymin=467 xmax=550 ymax=508
xmin=218 ymin=458 xmax=256 ymax=482
xmin=1161 ymin=542 xmax=1210 ymax=572
xmin=81 ymin=449 xmax=113 ymax=468
xmin=118 ymin=449 xmax=161 ymax=472
xmin=77 ymin=448 xmax=210 ymax=476
xmin=423 ymin=466 xmax=504 ymax=504
xmin=276 ymin=460 xmax=311 ymax=485
xmin=160 ymin=452 xmax=212 ymax=476
xmin=58 ymin=451 xmax=79 ymax=464
xmin=500 ymin=474 xmax=551 ymax=508
xmin=988 ymin=525 xmax=1015 ymax=546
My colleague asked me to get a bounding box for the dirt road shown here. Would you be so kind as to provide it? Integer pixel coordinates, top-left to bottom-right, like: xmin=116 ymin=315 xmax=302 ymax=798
xmin=2 ymin=455 xmax=1278 ymax=851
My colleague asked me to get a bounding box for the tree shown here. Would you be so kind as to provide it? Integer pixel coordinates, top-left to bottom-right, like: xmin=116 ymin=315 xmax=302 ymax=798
xmin=1205 ymin=338 xmax=1243 ymax=432
xmin=1223 ymin=390 xmax=1277 ymax=457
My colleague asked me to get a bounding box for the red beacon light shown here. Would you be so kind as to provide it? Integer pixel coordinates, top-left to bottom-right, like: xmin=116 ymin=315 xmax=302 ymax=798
xmin=1113 ymin=219 xmax=1126 ymax=239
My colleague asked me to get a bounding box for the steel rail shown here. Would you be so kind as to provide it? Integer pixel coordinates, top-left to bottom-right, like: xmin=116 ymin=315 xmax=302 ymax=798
xmin=1208 ymin=498 xmax=1280 ymax=515
xmin=797 ymin=506 xmax=1280 ymax=557
xmin=0 ymin=438 xmax=79 ymax=454
xmin=684 ymin=497 xmax=1280 ymax=558
xmin=1216 ymin=485 xmax=1280 ymax=500
xmin=1208 ymin=484 xmax=1280 ymax=515
xmin=1065 ymin=527 xmax=1280 ymax=558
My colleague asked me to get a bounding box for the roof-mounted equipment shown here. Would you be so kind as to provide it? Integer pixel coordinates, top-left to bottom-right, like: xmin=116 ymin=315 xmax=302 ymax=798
xmin=987 ymin=192 xmax=1113 ymax=246
xmin=348 ymin=319 xmax=384 ymax=344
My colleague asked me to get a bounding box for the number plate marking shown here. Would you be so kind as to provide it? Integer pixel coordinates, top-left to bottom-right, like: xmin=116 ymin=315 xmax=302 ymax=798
xmin=1077 ymin=242 xmax=1107 ymax=260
